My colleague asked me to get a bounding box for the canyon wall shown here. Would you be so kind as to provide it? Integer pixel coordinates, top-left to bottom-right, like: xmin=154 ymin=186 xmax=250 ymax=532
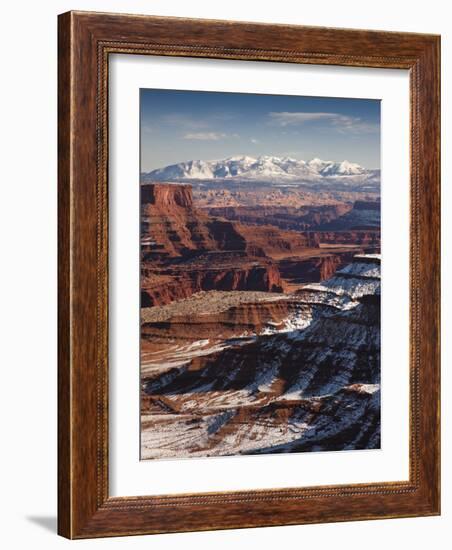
xmin=141 ymin=256 xmax=381 ymax=458
xmin=141 ymin=257 xmax=283 ymax=307
xmin=141 ymin=183 xmax=380 ymax=307
xmin=205 ymin=204 xmax=352 ymax=231
xmin=141 ymin=183 xmax=286 ymax=306
xmin=277 ymin=251 xmax=359 ymax=284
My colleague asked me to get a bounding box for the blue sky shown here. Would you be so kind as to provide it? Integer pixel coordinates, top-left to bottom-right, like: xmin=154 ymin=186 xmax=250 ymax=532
xmin=140 ymin=89 xmax=380 ymax=171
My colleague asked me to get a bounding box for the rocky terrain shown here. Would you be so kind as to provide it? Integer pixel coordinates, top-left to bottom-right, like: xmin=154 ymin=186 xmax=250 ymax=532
xmin=141 ymin=255 xmax=381 ymax=458
xmin=141 ymin=183 xmax=286 ymax=306
xmin=140 ymin=172 xmax=381 ymax=459
xmin=316 ymin=200 xmax=380 ymax=230
xmin=204 ymin=203 xmax=353 ymax=229
xmin=140 ymin=183 xmax=379 ymax=306
xmin=205 ymin=201 xmax=380 ymax=233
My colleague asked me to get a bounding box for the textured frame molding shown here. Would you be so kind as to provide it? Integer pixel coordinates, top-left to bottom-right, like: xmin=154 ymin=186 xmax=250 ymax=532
xmin=58 ymin=11 xmax=440 ymax=538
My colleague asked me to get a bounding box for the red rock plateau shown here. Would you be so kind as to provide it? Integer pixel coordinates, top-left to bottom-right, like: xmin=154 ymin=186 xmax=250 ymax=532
xmin=192 ymin=185 xmax=379 ymax=209
xmin=140 ymin=183 xmax=380 ymax=307
xmin=141 ymin=183 xmax=286 ymax=306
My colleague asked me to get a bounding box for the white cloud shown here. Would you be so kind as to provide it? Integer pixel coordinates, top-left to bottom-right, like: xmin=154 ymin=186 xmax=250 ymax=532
xmin=269 ymin=112 xmax=335 ymax=125
xmin=183 ymin=132 xmax=238 ymax=141
xmin=268 ymin=111 xmax=378 ymax=133
xmin=250 ymin=138 xmax=259 ymax=144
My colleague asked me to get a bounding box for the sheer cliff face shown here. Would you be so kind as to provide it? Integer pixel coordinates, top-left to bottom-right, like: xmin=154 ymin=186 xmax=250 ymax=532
xmin=141 ymin=255 xmax=381 ymax=459
xmin=140 ymin=183 xmax=286 ymax=306
xmin=141 ymin=182 xmax=247 ymax=257
xmin=142 ymin=182 xmax=194 ymax=207
xmin=141 ymin=182 xmax=320 ymax=258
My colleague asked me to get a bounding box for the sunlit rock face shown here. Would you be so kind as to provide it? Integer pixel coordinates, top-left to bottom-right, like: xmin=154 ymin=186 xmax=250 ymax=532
xmin=140 ymin=183 xmax=288 ymax=306
xmin=141 ymin=255 xmax=381 ymax=459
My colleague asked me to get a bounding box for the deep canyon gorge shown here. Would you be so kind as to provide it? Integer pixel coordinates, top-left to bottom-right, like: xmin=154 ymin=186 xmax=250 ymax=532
xmin=139 ymin=162 xmax=381 ymax=459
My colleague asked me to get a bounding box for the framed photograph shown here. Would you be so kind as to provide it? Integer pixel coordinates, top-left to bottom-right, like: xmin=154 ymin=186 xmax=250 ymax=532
xmin=58 ymin=11 xmax=440 ymax=538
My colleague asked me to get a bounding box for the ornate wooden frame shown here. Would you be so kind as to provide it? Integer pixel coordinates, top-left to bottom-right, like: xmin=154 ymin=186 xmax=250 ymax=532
xmin=58 ymin=11 xmax=440 ymax=538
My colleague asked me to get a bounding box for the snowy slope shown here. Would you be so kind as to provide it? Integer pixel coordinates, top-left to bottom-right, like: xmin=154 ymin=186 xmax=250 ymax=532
xmin=141 ymin=255 xmax=381 ymax=459
xmin=142 ymin=155 xmax=379 ymax=187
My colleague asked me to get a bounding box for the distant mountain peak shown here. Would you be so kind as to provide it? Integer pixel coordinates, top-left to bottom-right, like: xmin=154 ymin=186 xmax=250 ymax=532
xmin=142 ymin=155 xmax=378 ymax=188
xmin=225 ymin=155 xmax=255 ymax=162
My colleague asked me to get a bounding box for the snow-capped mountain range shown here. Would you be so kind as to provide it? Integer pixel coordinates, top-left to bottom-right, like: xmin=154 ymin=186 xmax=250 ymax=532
xmin=141 ymin=155 xmax=379 ymax=187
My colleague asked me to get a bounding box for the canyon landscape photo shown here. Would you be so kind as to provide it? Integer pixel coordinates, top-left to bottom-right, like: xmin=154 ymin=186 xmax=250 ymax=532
xmin=140 ymin=89 xmax=381 ymax=459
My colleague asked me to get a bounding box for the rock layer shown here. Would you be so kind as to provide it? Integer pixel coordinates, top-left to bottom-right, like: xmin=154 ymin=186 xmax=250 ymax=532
xmin=140 ymin=183 xmax=380 ymax=306
xmin=277 ymin=251 xmax=359 ymax=284
xmin=205 ymin=204 xmax=352 ymax=231
xmin=141 ymin=183 xmax=379 ymax=307
xmin=141 ymin=255 xmax=284 ymax=307
xmin=141 ymin=183 xmax=289 ymax=305
xmin=141 ymin=255 xmax=381 ymax=459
